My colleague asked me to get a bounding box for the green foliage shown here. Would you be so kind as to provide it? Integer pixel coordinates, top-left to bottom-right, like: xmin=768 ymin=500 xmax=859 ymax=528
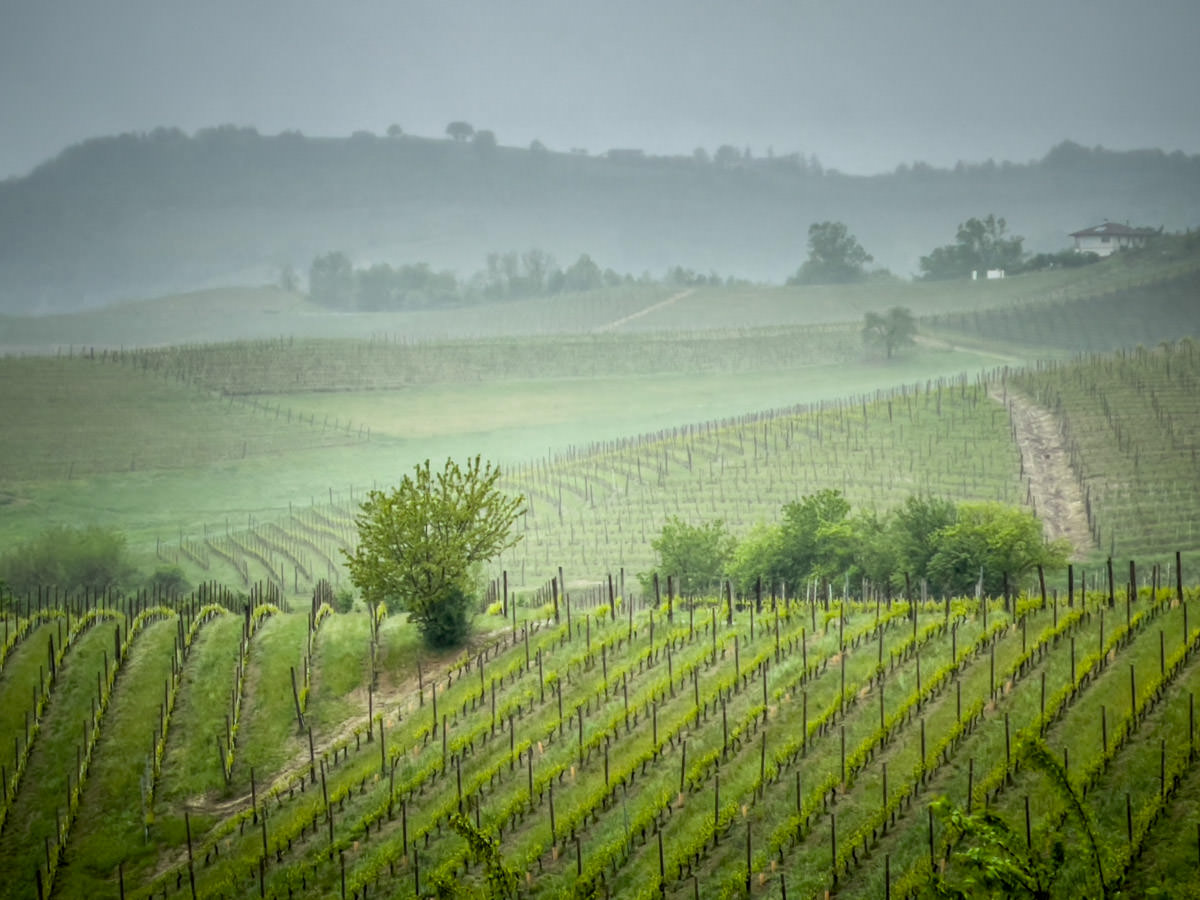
xmin=926 ymin=737 xmax=1110 ymax=899
xmin=778 ymin=489 xmax=854 ymax=585
xmin=926 ymin=796 xmax=1064 ymax=899
xmin=862 ymin=306 xmax=917 ymax=358
xmin=725 ymin=522 xmax=786 ymax=595
xmin=888 ymin=494 xmax=958 ymax=586
xmin=920 ymin=215 xmax=1025 ymax=280
xmin=344 ymin=456 xmax=524 ymax=649
xmin=641 ymin=516 xmax=735 ymax=596
xmin=722 ymin=492 xmax=1063 ymax=600
xmin=1018 ymin=249 xmax=1100 ymax=273
xmin=788 ymin=221 xmax=874 ymax=285
xmin=0 ymin=525 xmax=137 ymax=595
xmin=925 ymin=502 xmax=1069 ymax=597
xmin=333 ymin=586 xmax=355 ymax=613
xmin=147 ymin=564 xmax=190 ymax=597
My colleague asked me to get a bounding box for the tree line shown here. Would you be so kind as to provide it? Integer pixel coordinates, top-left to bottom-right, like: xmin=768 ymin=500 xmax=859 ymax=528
xmin=789 ymin=216 xmax=1109 ymax=286
xmin=305 ymin=249 xmax=750 ymax=310
xmin=643 ymin=490 xmax=1070 ymax=601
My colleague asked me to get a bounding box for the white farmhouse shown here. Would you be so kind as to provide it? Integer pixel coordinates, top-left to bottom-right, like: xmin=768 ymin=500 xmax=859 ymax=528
xmin=1069 ymin=221 xmax=1158 ymax=256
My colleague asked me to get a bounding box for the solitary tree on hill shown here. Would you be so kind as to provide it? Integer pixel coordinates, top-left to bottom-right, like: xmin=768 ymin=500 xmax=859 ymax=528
xmin=446 ymin=121 xmax=475 ymax=142
xmin=862 ymin=306 xmax=917 ymax=358
xmin=344 ymin=457 xmax=524 ymax=649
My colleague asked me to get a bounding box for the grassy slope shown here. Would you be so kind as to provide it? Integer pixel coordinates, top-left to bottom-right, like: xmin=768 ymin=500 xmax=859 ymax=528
xmin=56 ymin=617 xmax=177 ymax=895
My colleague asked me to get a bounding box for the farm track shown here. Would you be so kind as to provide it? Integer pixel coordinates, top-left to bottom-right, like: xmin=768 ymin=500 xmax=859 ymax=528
xmin=995 ymin=387 xmax=1094 ymax=557
xmin=593 ymin=289 xmax=694 ymax=332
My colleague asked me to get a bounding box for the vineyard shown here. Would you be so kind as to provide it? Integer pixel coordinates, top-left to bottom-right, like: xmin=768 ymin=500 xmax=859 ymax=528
xmin=923 ymin=266 xmax=1200 ymax=357
xmin=2 ymin=250 xmax=1200 ymax=895
xmin=1004 ymin=340 xmax=1200 ymax=560
xmin=1 ymin=563 xmax=1198 ymax=898
xmin=7 ymin=337 xmax=1199 ymax=597
xmin=120 ymin=341 xmax=1200 ymax=594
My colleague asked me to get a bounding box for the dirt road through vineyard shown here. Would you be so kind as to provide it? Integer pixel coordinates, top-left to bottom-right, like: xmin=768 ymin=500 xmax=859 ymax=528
xmin=594 ymin=288 xmax=694 ymax=331
xmin=996 ymin=388 xmax=1094 ymax=557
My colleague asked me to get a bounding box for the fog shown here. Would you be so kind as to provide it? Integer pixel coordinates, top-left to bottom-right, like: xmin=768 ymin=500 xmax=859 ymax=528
xmin=2 ymin=0 xmax=1198 ymax=180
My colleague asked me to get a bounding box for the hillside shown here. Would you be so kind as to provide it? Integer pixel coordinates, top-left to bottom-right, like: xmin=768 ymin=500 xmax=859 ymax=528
xmin=2 ymin=569 xmax=1197 ymax=899
xmin=2 ymin=128 xmax=1199 ymax=312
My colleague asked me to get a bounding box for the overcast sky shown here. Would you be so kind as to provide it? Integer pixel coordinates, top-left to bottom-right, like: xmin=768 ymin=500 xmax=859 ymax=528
xmin=2 ymin=0 xmax=1198 ymax=179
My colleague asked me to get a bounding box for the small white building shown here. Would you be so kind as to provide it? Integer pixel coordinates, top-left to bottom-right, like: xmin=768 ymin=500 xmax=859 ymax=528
xmin=1069 ymin=221 xmax=1158 ymax=257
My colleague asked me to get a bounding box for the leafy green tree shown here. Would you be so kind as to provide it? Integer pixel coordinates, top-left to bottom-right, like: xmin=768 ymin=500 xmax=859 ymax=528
xmin=888 ymin=494 xmax=958 ymax=587
xmin=344 ymin=457 xmax=524 ymax=648
xmin=778 ymin=489 xmax=855 ymax=587
xmin=788 ymin=221 xmax=873 ymax=285
xmin=0 ymin=526 xmax=137 ymax=596
xmin=642 ymin=517 xmax=735 ymax=597
xmin=725 ymin=522 xmax=786 ymax=596
xmin=147 ymin=565 xmax=189 ymax=597
xmin=862 ymin=306 xmax=917 ymax=358
xmin=925 ymin=502 xmax=1068 ymax=597
xmin=919 ymin=214 xmax=1024 ymax=280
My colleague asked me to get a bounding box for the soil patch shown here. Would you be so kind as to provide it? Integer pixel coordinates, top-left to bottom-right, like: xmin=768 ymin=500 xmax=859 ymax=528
xmin=993 ymin=386 xmax=1093 ymax=558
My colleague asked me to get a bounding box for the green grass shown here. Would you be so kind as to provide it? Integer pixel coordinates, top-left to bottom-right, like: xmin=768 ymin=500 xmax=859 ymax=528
xmin=305 ymin=613 xmax=372 ymax=735
xmin=56 ymin=617 xmax=178 ymax=895
xmin=157 ymin=613 xmax=241 ymax=805
xmin=0 ymin=355 xmax=366 ymax=483
xmin=235 ymin=613 xmax=311 ymax=786
xmin=0 ymin=620 xmax=114 ymax=900
xmin=0 ymin=622 xmax=55 ymax=762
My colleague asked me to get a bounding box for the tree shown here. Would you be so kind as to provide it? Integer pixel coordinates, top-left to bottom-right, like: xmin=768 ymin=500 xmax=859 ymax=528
xmin=446 ymin=121 xmax=475 ymax=142
xmin=0 ymin=526 xmax=137 ymax=596
xmin=561 ymin=253 xmax=603 ymax=292
xmin=473 ymin=129 xmax=497 ymax=154
xmin=726 ymin=523 xmax=786 ymax=596
xmin=308 ymin=251 xmax=355 ymax=308
xmin=887 ymin=494 xmax=957 ymax=587
xmin=788 ymin=221 xmax=873 ymax=284
xmin=713 ymin=144 xmax=740 ymax=167
xmin=642 ymin=517 xmax=735 ymax=597
xmin=344 ymin=457 xmax=524 ymax=648
xmin=919 ymin=214 xmax=1024 ymax=280
xmin=777 ymin=489 xmax=855 ymax=588
xmin=386 ymin=124 xmax=404 ymax=138
xmin=925 ymin=502 xmax=1069 ymax=598
xmin=862 ymin=306 xmax=917 ymax=358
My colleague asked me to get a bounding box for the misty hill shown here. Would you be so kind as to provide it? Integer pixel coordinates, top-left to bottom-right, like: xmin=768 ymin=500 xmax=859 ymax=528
xmin=2 ymin=126 xmax=1199 ymax=312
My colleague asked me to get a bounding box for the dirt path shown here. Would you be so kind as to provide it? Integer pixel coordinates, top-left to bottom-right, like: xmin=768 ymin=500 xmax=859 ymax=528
xmin=994 ymin=387 xmax=1093 ymax=558
xmin=594 ymin=288 xmax=694 ymax=332
xmin=914 ymin=333 xmax=1025 ymax=366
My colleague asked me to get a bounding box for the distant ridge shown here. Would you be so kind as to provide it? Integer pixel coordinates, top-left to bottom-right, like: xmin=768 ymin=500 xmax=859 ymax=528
xmin=1 ymin=128 xmax=1197 ymax=312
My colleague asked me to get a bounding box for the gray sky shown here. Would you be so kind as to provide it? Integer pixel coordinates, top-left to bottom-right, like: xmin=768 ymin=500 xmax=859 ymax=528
xmin=2 ymin=0 xmax=1198 ymax=179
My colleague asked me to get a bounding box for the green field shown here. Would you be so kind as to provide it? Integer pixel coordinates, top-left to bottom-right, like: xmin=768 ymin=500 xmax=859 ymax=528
xmin=2 ymin=249 xmax=1200 ymax=896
